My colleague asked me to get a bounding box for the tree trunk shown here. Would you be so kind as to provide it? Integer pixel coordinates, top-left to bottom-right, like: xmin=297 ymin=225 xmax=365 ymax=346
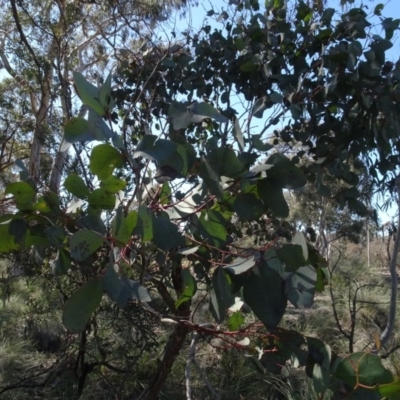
xmin=137 ymin=323 xmax=189 ymax=400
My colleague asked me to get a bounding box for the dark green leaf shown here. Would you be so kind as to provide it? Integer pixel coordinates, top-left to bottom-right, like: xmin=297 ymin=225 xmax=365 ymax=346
xmin=233 ymin=193 xmax=264 ymax=221
xmin=77 ymin=215 xmax=106 ymax=234
xmin=210 ymin=267 xmax=234 ymax=323
xmin=52 ymin=249 xmax=71 ymax=276
xmin=251 ymin=97 xmax=267 ymax=118
xmin=333 ymin=352 xmax=393 ymax=388
xmin=69 ymin=229 xmax=103 ymax=261
xmin=243 ymin=264 xmax=287 ymax=330
xmin=266 ymin=153 xmax=307 ymax=189
xmin=152 ymin=215 xmax=185 ymax=251
xmin=45 ymin=225 xmax=66 ymax=247
xmin=8 ymin=219 xmax=28 ymax=243
xmin=257 ymin=178 xmax=289 ymax=217
xmin=276 ymin=244 xmax=307 ymax=272
xmin=199 ymin=157 xmax=223 ymax=199
xmin=62 ymin=279 xmax=103 ymax=333
xmin=103 ymin=265 xmax=122 ymax=302
xmin=116 ymin=276 xmax=151 ymax=308
xmin=98 ymin=72 xmax=114 ymax=111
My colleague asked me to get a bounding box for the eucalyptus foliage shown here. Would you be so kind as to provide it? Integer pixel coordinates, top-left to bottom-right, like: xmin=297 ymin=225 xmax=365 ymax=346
xmin=2 ymin=0 xmax=400 ymax=398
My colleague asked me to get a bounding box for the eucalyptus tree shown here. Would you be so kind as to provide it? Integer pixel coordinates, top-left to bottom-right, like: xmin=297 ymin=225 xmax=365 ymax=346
xmin=0 ymin=0 xmax=190 ymax=192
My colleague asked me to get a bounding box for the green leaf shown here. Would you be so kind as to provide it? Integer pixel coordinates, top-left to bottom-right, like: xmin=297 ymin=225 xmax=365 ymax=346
xmin=210 ymin=267 xmax=234 ymax=323
xmin=90 ymin=144 xmax=123 ymax=180
xmin=228 ymin=311 xmax=245 ymax=331
xmin=168 ymin=101 xmax=192 ymax=130
xmin=77 ymin=215 xmax=106 ymax=234
xmin=188 ymin=102 xmax=229 ymax=123
xmin=307 ymin=337 xmax=331 ymax=392
xmin=224 ymin=256 xmax=256 ymax=275
xmin=0 ymin=222 xmax=19 ymax=252
xmin=208 ymin=148 xmax=247 ymax=179
xmin=175 ymin=269 xmax=197 ymax=308
xmin=8 ymin=219 xmax=28 ymax=243
xmin=135 ymin=205 xmax=153 ymax=242
xmin=199 ymin=157 xmax=223 ymax=199
xmin=73 ymin=72 xmax=105 ymax=116
xmin=6 ymin=182 xmax=36 ymax=209
xmin=111 ymin=207 xmax=137 ymax=245
xmin=233 ymin=193 xmax=264 ymax=221
xmin=98 ymin=72 xmax=114 ymax=111
xmin=266 ymin=153 xmax=307 ymax=189
xmin=160 ymin=182 xmax=172 ymax=205
xmin=62 ymin=279 xmax=103 ymax=333
xmin=88 ymin=188 xmax=116 ymax=210
xmin=116 ymin=276 xmax=151 ymax=308
xmin=88 ymin=108 xmax=114 ymax=141
xmin=378 ymin=377 xmax=400 ymax=399
xmin=233 ymin=119 xmax=244 ymax=152
xmin=45 ymin=225 xmax=66 ymax=247
xmin=243 ymin=264 xmax=287 ymax=330
xmin=252 ymin=134 xmax=273 ymax=152
xmin=152 ymin=215 xmax=185 ymax=251
xmin=69 ymin=229 xmax=103 ymax=261
xmin=103 ymin=264 xmax=122 ymax=302
xmin=64 ymin=117 xmax=92 ymax=143
xmin=64 ymin=174 xmax=90 ymax=198
xmin=257 ymin=178 xmax=289 ymax=217
xmin=198 ymin=210 xmax=226 ymax=248
xmin=251 ymin=97 xmax=267 ymax=118
xmin=292 ymin=232 xmax=308 ymax=260
xmin=52 ymin=249 xmax=71 ymax=275
xmin=333 ymin=352 xmax=393 ymax=388
xmin=100 ymin=175 xmax=127 ymax=193
xmin=286 ymin=266 xmax=317 ymax=308
xmin=276 ymin=244 xmax=307 ymax=272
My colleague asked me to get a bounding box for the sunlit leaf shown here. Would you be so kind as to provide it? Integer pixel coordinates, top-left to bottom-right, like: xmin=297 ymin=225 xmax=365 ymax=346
xmin=90 ymin=144 xmax=123 ymax=180
xmin=64 ymin=174 xmax=90 ymax=198
xmin=175 ymin=269 xmax=197 ymax=308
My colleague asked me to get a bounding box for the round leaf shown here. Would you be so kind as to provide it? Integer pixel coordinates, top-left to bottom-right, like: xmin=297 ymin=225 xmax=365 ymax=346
xmin=243 ymin=265 xmax=287 ymax=330
xmin=70 ymin=229 xmax=103 ymax=261
xmin=64 ymin=117 xmax=91 ymax=143
xmin=62 ymin=279 xmax=103 ymax=333
xmin=89 ymin=144 xmax=123 ymax=180
xmin=64 ymin=174 xmax=90 ymax=198
xmin=88 ymin=188 xmax=116 ymax=210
